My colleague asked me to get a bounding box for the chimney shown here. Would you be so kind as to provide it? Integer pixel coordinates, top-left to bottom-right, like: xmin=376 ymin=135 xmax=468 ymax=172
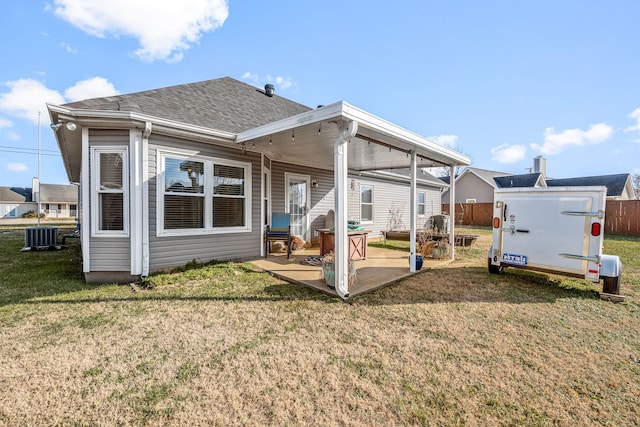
xmin=533 ymin=156 xmax=546 ymax=178
xmin=264 ymin=84 xmax=275 ymax=97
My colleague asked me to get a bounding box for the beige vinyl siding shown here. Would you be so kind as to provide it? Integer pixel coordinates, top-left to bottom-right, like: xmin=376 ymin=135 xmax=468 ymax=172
xmin=442 ymin=173 xmax=496 ymax=204
xmin=348 ymin=177 xmax=443 ymax=237
xmin=270 ymin=162 xmax=442 ymax=242
xmin=270 ymin=161 xmax=334 ymax=244
xmin=88 ymin=129 xmax=131 ymax=271
xmin=148 ymin=135 xmax=262 ymax=270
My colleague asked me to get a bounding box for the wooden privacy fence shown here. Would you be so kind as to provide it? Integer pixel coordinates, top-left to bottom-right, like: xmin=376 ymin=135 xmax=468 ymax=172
xmin=605 ymin=200 xmax=640 ymax=236
xmin=443 ymin=200 xmax=640 ymax=236
xmin=442 ymin=203 xmax=493 ymax=227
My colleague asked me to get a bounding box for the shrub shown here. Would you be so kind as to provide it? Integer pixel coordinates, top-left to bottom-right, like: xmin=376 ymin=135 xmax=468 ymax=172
xmin=21 ymin=210 xmax=45 ymax=218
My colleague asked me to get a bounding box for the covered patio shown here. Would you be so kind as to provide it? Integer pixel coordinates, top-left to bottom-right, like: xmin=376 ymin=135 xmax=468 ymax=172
xmin=239 ymin=101 xmax=471 ymax=300
xmin=251 ymin=244 xmax=452 ymax=298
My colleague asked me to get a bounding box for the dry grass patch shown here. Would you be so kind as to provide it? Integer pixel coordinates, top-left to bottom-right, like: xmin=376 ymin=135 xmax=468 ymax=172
xmin=0 ymin=227 xmax=639 ymax=426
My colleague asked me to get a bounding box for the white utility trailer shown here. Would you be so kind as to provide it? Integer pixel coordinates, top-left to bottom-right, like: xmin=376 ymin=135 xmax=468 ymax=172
xmin=488 ymin=186 xmax=623 ymax=300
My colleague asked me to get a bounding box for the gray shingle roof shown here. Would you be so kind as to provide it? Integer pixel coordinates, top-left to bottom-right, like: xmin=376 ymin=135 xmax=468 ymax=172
xmin=40 ymin=184 xmax=78 ymax=203
xmin=0 ymin=187 xmax=29 ymax=202
xmin=63 ymin=77 xmax=312 ymax=133
xmin=471 ymin=168 xmax=511 ymax=183
xmin=546 ymin=174 xmax=630 ymax=197
xmin=494 ymin=173 xmax=542 ymax=188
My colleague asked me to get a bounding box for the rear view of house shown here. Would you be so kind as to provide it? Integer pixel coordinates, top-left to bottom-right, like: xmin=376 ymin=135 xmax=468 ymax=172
xmin=48 ymin=77 xmax=470 ymax=294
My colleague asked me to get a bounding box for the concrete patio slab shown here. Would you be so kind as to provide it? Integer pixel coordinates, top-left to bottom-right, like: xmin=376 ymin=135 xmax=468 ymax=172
xmin=251 ymin=245 xmax=451 ymax=298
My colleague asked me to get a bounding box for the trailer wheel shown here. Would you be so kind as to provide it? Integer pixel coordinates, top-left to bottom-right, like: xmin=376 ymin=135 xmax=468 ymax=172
xmin=488 ymin=258 xmax=503 ymax=274
xmin=602 ymin=275 xmax=621 ymax=295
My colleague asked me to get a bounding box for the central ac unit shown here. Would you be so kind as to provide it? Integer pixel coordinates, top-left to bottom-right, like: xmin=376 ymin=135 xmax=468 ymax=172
xmin=24 ymin=226 xmax=59 ymax=250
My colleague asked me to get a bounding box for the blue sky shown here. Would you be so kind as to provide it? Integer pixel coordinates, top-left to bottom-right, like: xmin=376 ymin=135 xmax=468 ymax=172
xmin=1 ymin=0 xmax=639 ymax=187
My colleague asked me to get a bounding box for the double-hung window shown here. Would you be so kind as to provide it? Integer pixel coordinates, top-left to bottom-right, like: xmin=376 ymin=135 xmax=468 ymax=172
xmin=91 ymin=147 xmax=128 ymax=236
xmin=158 ymin=152 xmax=251 ymax=235
xmin=417 ymin=192 xmax=426 ymax=216
xmin=360 ymin=184 xmax=374 ymax=223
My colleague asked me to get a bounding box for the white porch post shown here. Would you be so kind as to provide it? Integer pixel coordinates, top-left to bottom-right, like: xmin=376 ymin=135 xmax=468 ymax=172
xmin=334 ymin=120 xmax=358 ymax=299
xmin=449 ymin=164 xmax=455 ymax=260
xmin=409 ymin=150 xmax=417 ymax=272
xmin=81 ymin=127 xmax=90 ymax=273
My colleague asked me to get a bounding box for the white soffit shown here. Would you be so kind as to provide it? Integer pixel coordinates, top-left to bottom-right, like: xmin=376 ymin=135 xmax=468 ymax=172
xmin=237 ymin=101 xmax=471 ymax=172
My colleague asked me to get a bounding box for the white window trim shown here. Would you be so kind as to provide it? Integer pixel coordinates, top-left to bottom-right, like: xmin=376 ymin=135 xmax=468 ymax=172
xmin=156 ymin=150 xmax=252 ymax=237
xmin=417 ymin=191 xmax=426 ymax=217
xmin=91 ymin=146 xmax=129 ymax=237
xmin=360 ymin=183 xmax=374 ymax=224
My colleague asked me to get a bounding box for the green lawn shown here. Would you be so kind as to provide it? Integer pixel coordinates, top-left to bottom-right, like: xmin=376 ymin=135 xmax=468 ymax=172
xmin=0 ymin=226 xmax=638 ymax=426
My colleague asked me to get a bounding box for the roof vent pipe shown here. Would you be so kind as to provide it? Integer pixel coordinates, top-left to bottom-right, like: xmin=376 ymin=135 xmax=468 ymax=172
xmin=265 ymin=84 xmax=275 ymax=97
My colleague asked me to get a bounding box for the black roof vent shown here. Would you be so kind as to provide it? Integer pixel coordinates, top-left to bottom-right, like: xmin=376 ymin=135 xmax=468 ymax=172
xmin=264 ymin=84 xmax=275 ymax=97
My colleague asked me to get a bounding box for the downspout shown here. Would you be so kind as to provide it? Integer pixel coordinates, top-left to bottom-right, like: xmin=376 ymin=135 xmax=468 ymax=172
xmin=81 ymin=127 xmax=90 ymax=273
xmin=141 ymin=122 xmax=152 ymax=277
xmin=334 ymin=119 xmax=358 ymax=299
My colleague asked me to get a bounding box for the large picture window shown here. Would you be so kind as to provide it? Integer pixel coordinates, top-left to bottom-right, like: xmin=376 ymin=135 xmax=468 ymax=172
xmin=91 ymin=147 xmax=128 ymax=236
xmin=360 ymin=184 xmax=374 ymax=222
xmin=158 ymin=152 xmax=251 ymax=236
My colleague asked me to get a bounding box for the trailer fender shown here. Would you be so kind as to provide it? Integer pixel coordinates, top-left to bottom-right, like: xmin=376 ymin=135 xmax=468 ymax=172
xmin=599 ymin=254 xmax=622 ymax=278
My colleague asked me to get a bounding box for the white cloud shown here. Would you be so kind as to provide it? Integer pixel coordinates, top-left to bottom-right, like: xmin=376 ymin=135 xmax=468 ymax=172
xmin=242 ymin=72 xmax=294 ymax=90
xmin=7 ymin=162 xmax=28 ymax=172
xmin=624 ymin=108 xmax=640 ymax=142
xmin=531 ymin=123 xmax=613 ymax=155
xmin=625 ymin=108 xmax=640 ymax=132
xmin=64 ymin=77 xmax=119 ymax=102
xmin=0 ymin=77 xmax=119 ymax=124
xmin=0 ymin=118 xmax=12 ymax=128
xmin=428 ymin=134 xmax=458 ymax=149
xmin=52 ymin=0 xmax=229 ymax=62
xmin=242 ymin=72 xmax=259 ymax=84
xmin=269 ymin=75 xmax=293 ymax=90
xmin=0 ymin=79 xmax=65 ymax=124
xmin=5 ymin=131 xmax=20 ymax=141
xmin=60 ymin=42 xmax=77 ymax=53
xmin=491 ymin=144 xmax=527 ymax=164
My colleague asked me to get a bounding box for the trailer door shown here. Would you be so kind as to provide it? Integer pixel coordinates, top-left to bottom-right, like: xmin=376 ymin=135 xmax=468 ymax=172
xmin=498 ymin=195 xmax=595 ymax=277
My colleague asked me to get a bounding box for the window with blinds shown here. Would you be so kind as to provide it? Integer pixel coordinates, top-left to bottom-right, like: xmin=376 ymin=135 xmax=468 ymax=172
xmin=91 ymin=148 xmax=128 ymax=236
xmin=158 ymin=152 xmax=251 ymax=235
xmin=164 ymin=158 xmax=204 ymax=229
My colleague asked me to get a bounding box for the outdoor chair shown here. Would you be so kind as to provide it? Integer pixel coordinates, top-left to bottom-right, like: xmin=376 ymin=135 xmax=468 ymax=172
xmin=265 ymin=212 xmax=292 ymax=259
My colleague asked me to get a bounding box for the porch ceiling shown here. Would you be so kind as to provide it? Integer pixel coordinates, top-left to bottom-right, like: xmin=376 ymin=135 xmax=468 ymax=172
xmin=237 ymin=101 xmax=471 ymax=172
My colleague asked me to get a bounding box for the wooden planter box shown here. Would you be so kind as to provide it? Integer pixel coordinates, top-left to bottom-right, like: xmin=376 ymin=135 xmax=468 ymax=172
xmin=317 ymin=229 xmax=370 ymax=260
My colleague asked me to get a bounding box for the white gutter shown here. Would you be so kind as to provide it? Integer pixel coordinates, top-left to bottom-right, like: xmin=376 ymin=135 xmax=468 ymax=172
xmin=81 ymin=127 xmax=90 ymax=273
xmin=47 ymin=104 xmax=236 ymax=142
xmin=142 ymin=122 xmax=151 ymax=277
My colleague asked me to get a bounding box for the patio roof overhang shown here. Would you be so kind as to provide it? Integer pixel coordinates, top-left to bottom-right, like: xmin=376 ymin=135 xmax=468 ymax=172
xmin=236 ymin=101 xmax=471 ymax=172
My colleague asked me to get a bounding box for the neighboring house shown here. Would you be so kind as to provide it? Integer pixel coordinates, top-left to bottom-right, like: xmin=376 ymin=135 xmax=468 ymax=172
xmin=0 ymin=187 xmax=29 ymax=218
xmin=0 ymin=184 xmax=78 ymax=218
xmin=48 ymin=77 xmax=470 ymax=291
xmin=39 ymin=184 xmax=79 ymax=218
xmin=546 ymin=174 xmax=635 ymax=200
xmin=441 ymin=167 xmax=545 ymax=204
